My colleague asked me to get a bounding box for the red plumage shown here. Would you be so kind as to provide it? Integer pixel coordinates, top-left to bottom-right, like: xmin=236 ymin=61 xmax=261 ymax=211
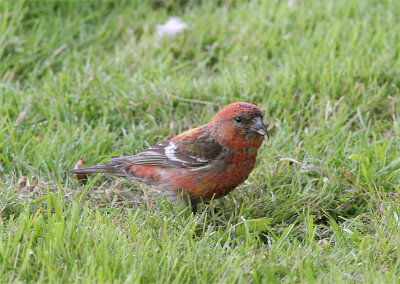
xmin=67 ymin=102 xmax=269 ymax=212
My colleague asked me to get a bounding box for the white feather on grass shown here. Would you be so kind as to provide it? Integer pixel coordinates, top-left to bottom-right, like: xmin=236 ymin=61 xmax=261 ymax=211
xmin=156 ymin=17 xmax=188 ymax=37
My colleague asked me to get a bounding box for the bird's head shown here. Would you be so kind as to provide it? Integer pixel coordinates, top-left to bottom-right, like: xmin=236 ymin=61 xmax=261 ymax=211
xmin=210 ymin=102 xmax=268 ymax=148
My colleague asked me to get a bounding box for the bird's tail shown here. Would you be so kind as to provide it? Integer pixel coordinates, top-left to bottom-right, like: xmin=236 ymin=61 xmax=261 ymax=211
xmin=66 ymin=163 xmax=127 ymax=176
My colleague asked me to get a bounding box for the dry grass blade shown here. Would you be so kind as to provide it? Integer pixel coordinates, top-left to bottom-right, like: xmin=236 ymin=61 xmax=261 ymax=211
xmin=15 ymin=109 xmax=27 ymax=126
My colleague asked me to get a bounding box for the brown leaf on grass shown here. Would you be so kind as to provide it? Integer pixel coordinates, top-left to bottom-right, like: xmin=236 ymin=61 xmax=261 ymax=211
xmin=35 ymin=134 xmax=43 ymax=141
xmin=15 ymin=109 xmax=28 ymax=126
xmin=29 ymin=178 xmax=38 ymax=191
xmin=74 ymin=156 xmax=87 ymax=182
xmin=18 ymin=176 xmax=27 ymax=189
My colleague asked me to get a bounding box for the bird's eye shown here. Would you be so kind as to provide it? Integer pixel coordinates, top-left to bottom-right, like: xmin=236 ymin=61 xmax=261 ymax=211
xmin=234 ymin=117 xmax=242 ymax=123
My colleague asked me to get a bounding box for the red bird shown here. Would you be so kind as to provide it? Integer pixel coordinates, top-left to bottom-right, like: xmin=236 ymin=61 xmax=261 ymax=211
xmin=67 ymin=102 xmax=269 ymax=212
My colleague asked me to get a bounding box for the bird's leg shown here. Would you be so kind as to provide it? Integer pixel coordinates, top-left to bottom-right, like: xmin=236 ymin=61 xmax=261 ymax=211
xmin=190 ymin=202 xmax=198 ymax=214
xmin=181 ymin=193 xmax=198 ymax=214
xmin=179 ymin=192 xmax=198 ymax=214
xmin=203 ymin=197 xmax=223 ymax=215
xmin=211 ymin=206 xmax=222 ymax=215
xmin=168 ymin=190 xmax=197 ymax=213
xmin=140 ymin=184 xmax=153 ymax=211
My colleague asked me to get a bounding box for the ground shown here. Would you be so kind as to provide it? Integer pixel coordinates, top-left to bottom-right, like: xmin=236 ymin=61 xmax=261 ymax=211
xmin=1 ymin=0 xmax=400 ymax=282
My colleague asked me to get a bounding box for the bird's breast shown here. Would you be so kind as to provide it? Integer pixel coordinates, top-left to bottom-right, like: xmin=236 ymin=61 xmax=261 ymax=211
xmin=187 ymin=147 xmax=259 ymax=201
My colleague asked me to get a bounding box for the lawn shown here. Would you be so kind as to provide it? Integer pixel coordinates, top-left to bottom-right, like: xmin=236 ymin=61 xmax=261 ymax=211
xmin=1 ymin=0 xmax=400 ymax=282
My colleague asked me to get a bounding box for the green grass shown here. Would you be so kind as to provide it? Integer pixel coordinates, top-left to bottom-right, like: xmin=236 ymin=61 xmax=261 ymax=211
xmin=1 ymin=0 xmax=400 ymax=282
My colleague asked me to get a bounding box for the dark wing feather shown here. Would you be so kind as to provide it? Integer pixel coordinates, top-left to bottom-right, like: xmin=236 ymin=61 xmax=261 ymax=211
xmin=109 ymin=130 xmax=223 ymax=169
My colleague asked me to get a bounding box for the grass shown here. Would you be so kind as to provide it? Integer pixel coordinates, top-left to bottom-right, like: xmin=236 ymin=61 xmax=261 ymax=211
xmin=1 ymin=0 xmax=400 ymax=282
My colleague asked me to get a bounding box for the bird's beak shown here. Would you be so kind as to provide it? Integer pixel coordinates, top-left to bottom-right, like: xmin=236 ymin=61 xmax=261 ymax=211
xmin=251 ymin=117 xmax=269 ymax=139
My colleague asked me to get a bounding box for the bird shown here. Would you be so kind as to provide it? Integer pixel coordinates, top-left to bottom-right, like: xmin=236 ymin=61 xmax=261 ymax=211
xmin=67 ymin=102 xmax=269 ymax=213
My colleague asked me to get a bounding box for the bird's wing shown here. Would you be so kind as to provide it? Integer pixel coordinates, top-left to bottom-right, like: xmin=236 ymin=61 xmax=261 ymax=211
xmin=108 ymin=126 xmax=224 ymax=169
